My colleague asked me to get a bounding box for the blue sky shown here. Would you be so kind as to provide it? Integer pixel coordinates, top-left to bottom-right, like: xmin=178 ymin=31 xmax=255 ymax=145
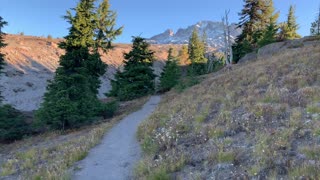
xmin=0 ymin=0 xmax=319 ymax=43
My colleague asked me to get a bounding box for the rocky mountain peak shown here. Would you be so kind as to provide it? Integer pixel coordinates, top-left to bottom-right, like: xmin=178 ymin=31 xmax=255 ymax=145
xmin=147 ymin=20 xmax=242 ymax=49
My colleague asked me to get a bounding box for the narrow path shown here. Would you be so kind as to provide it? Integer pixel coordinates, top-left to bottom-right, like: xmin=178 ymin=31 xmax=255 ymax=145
xmin=72 ymin=96 xmax=161 ymax=180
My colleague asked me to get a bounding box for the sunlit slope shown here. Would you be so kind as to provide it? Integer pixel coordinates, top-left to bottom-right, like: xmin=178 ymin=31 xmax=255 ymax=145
xmin=0 ymin=34 xmax=176 ymax=111
xmin=137 ymin=37 xmax=320 ymax=179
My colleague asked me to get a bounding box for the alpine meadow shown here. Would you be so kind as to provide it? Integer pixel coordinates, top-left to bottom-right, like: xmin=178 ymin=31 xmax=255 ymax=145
xmin=0 ymin=0 xmax=320 ymax=179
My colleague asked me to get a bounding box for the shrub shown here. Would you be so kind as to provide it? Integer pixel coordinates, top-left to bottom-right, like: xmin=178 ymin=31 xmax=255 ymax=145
xmin=99 ymin=101 xmax=119 ymax=119
xmin=47 ymin=35 xmax=53 ymax=40
xmin=159 ymin=60 xmax=181 ymax=92
xmin=0 ymin=105 xmax=29 ymax=141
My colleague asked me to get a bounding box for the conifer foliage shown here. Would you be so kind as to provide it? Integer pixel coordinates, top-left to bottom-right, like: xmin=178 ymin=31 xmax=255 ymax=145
xmin=279 ymin=5 xmax=301 ymax=40
xmin=95 ymin=0 xmax=123 ymax=51
xmin=0 ymin=105 xmax=29 ymax=142
xmin=36 ymin=0 xmax=122 ymax=130
xmin=108 ymin=37 xmax=156 ymax=101
xmin=258 ymin=0 xmax=279 ymax=47
xmin=188 ymin=29 xmax=207 ymax=75
xmin=159 ymin=48 xmax=181 ymax=92
xmin=233 ymin=0 xmax=279 ymax=62
xmin=178 ymin=45 xmax=190 ymax=66
xmin=310 ymin=7 xmax=320 ymax=36
xmin=258 ymin=20 xmax=278 ymax=47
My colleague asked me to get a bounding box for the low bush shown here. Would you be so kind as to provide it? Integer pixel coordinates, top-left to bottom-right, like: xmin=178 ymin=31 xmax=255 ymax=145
xmin=99 ymin=101 xmax=119 ymax=119
xmin=0 ymin=105 xmax=29 ymax=142
xmin=174 ymin=76 xmax=199 ymax=92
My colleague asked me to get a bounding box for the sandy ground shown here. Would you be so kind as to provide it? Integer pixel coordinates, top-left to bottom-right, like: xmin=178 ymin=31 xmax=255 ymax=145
xmin=72 ymin=96 xmax=161 ymax=180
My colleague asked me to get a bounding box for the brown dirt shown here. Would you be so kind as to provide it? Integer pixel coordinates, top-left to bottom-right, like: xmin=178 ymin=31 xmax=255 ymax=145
xmin=2 ymin=34 xmax=182 ymax=71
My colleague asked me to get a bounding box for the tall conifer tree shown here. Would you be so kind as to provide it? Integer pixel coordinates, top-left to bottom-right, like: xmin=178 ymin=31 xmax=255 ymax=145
xmin=233 ymin=0 xmax=265 ymax=61
xmin=258 ymin=0 xmax=279 ymax=46
xmin=95 ymin=0 xmax=123 ymax=52
xmin=108 ymin=37 xmax=156 ymax=101
xmin=178 ymin=45 xmax=190 ymax=66
xmin=233 ymin=0 xmax=279 ymax=62
xmin=36 ymin=0 xmax=121 ymax=130
xmin=279 ymin=5 xmax=301 ymax=40
xmin=258 ymin=20 xmax=278 ymax=47
xmin=188 ymin=29 xmax=207 ymax=75
xmin=159 ymin=48 xmax=181 ymax=92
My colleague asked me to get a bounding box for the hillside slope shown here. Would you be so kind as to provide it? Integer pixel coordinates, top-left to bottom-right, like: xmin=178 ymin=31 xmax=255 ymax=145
xmin=0 ymin=35 xmax=176 ymax=111
xmin=137 ymin=38 xmax=320 ymax=179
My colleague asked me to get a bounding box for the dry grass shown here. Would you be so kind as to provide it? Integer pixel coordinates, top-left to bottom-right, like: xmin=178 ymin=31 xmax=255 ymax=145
xmin=136 ymin=41 xmax=320 ymax=179
xmin=3 ymin=34 xmax=182 ymax=70
xmin=0 ymin=96 xmax=149 ymax=179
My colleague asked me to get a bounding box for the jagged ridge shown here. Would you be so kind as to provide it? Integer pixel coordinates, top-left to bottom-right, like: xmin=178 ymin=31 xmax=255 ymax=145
xmin=147 ymin=20 xmax=242 ymax=49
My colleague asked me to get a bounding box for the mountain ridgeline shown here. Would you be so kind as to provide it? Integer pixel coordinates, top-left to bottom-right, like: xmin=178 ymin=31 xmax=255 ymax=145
xmin=147 ymin=21 xmax=242 ymax=49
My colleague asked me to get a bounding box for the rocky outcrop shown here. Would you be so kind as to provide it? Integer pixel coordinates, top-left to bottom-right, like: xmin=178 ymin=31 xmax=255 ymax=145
xmin=238 ymin=36 xmax=320 ymax=63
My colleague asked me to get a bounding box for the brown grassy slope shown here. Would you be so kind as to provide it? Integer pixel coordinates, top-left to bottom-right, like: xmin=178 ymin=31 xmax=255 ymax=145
xmin=2 ymin=34 xmax=179 ymax=71
xmin=137 ymin=39 xmax=320 ymax=179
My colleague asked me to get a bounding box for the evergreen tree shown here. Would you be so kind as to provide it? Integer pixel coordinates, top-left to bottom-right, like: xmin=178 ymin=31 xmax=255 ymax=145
xmin=258 ymin=0 xmax=279 ymax=47
xmin=59 ymin=0 xmax=108 ymax=95
xmin=233 ymin=0 xmax=278 ymax=62
xmin=279 ymin=5 xmax=301 ymax=40
xmin=36 ymin=49 xmax=102 ymax=130
xmin=0 ymin=105 xmax=29 ymax=141
xmin=167 ymin=47 xmax=174 ymax=60
xmin=36 ymin=0 xmax=121 ymax=130
xmin=178 ymin=45 xmax=190 ymax=66
xmin=278 ymin=22 xmax=288 ymax=40
xmin=258 ymin=19 xmax=278 ymax=47
xmin=178 ymin=45 xmax=189 ymax=76
xmin=59 ymin=0 xmax=96 ymax=50
xmin=310 ymin=7 xmax=320 ymax=36
xmin=0 ymin=16 xmax=7 ymax=101
xmin=108 ymin=37 xmax=156 ymax=101
xmin=95 ymin=0 xmax=123 ymax=52
xmin=233 ymin=0 xmax=264 ymax=62
xmin=262 ymin=0 xmax=279 ymax=27
xmin=188 ymin=29 xmax=207 ymax=75
xmin=159 ymin=48 xmax=181 ymax=92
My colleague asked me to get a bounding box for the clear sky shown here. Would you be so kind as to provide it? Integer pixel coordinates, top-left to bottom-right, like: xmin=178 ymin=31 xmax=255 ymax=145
xmin=0 ymin=0 xmax=319 ymax=43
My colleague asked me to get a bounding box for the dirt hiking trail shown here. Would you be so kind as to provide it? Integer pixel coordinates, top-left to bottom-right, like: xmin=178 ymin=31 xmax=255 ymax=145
xmin=72 ymin=96 xmax=161 ymax=180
